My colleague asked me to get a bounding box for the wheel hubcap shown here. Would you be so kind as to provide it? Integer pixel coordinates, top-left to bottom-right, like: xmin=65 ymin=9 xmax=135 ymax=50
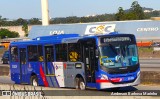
xmin=80 ymin=82 xmax=85 ymax=90
xmin=33 ymin=79 xmax=37 ymax=86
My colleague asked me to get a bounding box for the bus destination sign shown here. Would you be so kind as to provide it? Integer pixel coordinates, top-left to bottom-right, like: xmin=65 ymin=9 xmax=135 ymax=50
xmin=101 ymin=37 xmax=131 ymax=43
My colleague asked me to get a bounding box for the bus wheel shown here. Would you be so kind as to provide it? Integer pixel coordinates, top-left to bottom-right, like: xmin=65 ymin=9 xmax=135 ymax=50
xmin=31 ymin=75 xmax=38 ymax=86
xmin=75 ymin=78 xmax=79 ymax=89
xmin=1 ymin=60 xmax=4 ymax=64
xmin=79 ymin=78 xmax=85 ymax=90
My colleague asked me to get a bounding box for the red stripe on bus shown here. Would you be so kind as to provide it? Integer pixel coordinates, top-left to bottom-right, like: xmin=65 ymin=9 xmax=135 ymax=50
xmin=96 ymin=79 xmax=109 ymax=83
xmin=40 ymin=66 xmax=49 ymax=87
xmin=110 ymin=78 xmax=122 ymax=83
xmin=63 ymin=63 xmax=67 ymax=69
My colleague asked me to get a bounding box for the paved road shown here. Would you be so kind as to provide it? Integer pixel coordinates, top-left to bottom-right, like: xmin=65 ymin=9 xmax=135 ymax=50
xmin=0 ymin=76 xmax=160 ymax=91
xmin=140 ymin=58 xmax=160 ymax=71
xmin=0 ymin=63 xmax=9 ymax=67
xmin=0 ymin=76 xmax=14 ymax=84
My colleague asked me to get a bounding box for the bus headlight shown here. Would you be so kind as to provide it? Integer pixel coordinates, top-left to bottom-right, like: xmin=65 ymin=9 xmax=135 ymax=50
xmin=101 ymin=74 xmax=108 ymax=80
xmin=96 ymin=74 xmax=109 ymax=83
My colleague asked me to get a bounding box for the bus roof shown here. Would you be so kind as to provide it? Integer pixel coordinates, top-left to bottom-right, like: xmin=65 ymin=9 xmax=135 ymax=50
xmin=10 ymin=33 xmax=135 ymax=46
xmin=10 ymin=34 xmax=80 ymax=46
xmin=33 ymin=34 xmax=79 ymax=41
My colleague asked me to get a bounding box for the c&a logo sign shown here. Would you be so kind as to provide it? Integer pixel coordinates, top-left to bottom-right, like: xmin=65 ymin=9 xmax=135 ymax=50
xmin=85 ymin=24 xmax=116 ymax=35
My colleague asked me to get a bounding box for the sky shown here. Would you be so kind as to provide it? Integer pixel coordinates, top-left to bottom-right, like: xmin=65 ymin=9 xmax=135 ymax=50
xmin=0 ymin=0 xmax=160 ymax=19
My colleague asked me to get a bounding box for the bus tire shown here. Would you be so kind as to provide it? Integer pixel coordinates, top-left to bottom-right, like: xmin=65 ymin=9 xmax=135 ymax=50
xmin=30 ymin=75 xmax=38 ymax=87
xmin=75 ymin=77 xmax=79 ymax=89
xmin=79 ymin=78 xmax=86 ymax=90
xmin=2 ymin=60 xmax=4 ymax=64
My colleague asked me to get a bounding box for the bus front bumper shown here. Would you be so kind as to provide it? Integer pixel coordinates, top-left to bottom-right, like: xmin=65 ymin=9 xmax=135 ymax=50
xmin=99 ymin=74 xmax=140 ymax=89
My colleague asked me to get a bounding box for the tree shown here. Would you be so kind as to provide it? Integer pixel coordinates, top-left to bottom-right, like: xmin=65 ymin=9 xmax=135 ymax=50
xmin=29 ymin=18 xmax=41 ymax=25
xmin=15 ymin=18 xmax=28 ymax=25
xmin=131 ymin=1 xmax=145 ymax=19
xmin=65 ymin=16 xmax=80 ymax=23
xmin=0 ymin=15 xmax=7 ymax=21
xmin=115 ymin=7 xmax=125 ymax=21
xmin=124 ymin=12 xmax=137 ymax=20
xmin=0 ymin=28 xmax=19 ymax=39
xmin=22 ymin=23 xmax=28 ymax=37
xmin=0 ymin=15 xmax=7 ymax=26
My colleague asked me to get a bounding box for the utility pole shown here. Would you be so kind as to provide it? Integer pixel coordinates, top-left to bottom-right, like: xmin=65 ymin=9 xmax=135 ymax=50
xmin=41 ymin=0 xmax=49 ymax=26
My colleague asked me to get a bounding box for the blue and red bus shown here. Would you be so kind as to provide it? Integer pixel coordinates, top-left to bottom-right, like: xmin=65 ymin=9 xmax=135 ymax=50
xmin=9 ymin=32 xmax=140 ymax=90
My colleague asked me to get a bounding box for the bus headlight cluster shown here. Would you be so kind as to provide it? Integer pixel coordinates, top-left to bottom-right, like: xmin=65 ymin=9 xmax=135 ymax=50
xmin=101 ymin=74 xmax=108 ymax=80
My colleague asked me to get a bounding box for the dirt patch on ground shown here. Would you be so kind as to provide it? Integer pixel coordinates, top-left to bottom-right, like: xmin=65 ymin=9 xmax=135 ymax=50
xmin=138 ymin=47 xmax=160 ymax=58
xmin=141 ymin=71 xmax=160 ymax=85
xmin=139 ymin=51 xmax=160 ymax=58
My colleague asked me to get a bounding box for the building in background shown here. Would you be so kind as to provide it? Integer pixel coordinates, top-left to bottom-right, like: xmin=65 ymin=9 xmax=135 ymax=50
xmin=28 ymin=20 xmax=160 ymax=42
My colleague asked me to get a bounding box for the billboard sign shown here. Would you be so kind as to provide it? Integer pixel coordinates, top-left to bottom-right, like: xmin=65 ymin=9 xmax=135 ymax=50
xmin=85 ymin=24 xmax=116 ymax=35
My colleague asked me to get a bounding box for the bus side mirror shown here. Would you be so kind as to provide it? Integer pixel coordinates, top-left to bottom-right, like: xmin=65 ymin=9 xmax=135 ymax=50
xmin=95 ymin=49 xmax=99 ymax=58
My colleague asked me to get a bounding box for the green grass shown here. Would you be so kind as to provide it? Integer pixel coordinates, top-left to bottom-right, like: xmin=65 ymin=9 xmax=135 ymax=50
xmin=138 ymin=47 xmax=154 ymax=53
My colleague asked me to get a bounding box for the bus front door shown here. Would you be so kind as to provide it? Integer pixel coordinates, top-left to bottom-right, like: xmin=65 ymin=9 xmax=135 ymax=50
xmin=19 ymin=48 xmax=27 ymax=83
xmin=44 ymin=45 xmax=59 ymax=87
xmin=83 ymin=39 xmax=96 ymax=87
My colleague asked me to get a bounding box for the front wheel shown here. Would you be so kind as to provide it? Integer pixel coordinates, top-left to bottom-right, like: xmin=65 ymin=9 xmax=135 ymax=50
xmin=30 ymin=75 xmax=38 ymax=86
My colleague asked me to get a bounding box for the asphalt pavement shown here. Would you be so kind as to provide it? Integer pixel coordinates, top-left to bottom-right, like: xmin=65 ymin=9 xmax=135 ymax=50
xmin=139 ymin=58 xmax=160 ymax=71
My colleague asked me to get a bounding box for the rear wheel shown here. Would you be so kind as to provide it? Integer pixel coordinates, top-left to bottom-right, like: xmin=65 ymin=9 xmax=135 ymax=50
xmin=1 ymin=60 xmax=4 ymax=64
xmin=75 ymin=77 xmax=85 ymax=90
xmin=79 ymin=78 xmax=85 ymax=90
xmin=30 ymin=75 xmax=38 ymax=86
xmin=75 ymin=78 xmax=79 ymax=89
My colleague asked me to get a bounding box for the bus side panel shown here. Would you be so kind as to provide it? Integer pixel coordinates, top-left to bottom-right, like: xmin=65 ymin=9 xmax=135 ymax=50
xmin=53 ymin=62 xmax=65 ymax=87
xmin=46 ymin=62 xmax=60 ymax=87
xmin=64 ymin=62 xmax=75 ymax=88
xmin=38 ymin=62 xmax=46 ymax=86
xmin=64 ymin=62 xmax=85 ymax=88
xmin=10 ymin=62 xmax=21 ymax=84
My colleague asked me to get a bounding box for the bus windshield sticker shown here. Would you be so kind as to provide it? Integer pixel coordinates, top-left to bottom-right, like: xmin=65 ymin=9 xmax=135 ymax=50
xmin=132 ymin=56 xmax=138 ymax=61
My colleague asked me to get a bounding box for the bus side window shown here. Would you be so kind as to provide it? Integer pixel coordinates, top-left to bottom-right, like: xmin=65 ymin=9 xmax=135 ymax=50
xmin=68 ymin=43 xmax=81 ymax=62
xmin=28 ymin=45 xmax=38 ymax=62
xmin=38 ymin=45 xmax=43 ymax=62
xmin=11 ymin=46 xmax=18 ymax=62
xmin=55 ymin=44 xmax=67 ymax=62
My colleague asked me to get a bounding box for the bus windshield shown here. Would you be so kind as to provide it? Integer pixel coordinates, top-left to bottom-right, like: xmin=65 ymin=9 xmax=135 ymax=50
xmin=99 ymin=43 xmax=138 ymax=68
